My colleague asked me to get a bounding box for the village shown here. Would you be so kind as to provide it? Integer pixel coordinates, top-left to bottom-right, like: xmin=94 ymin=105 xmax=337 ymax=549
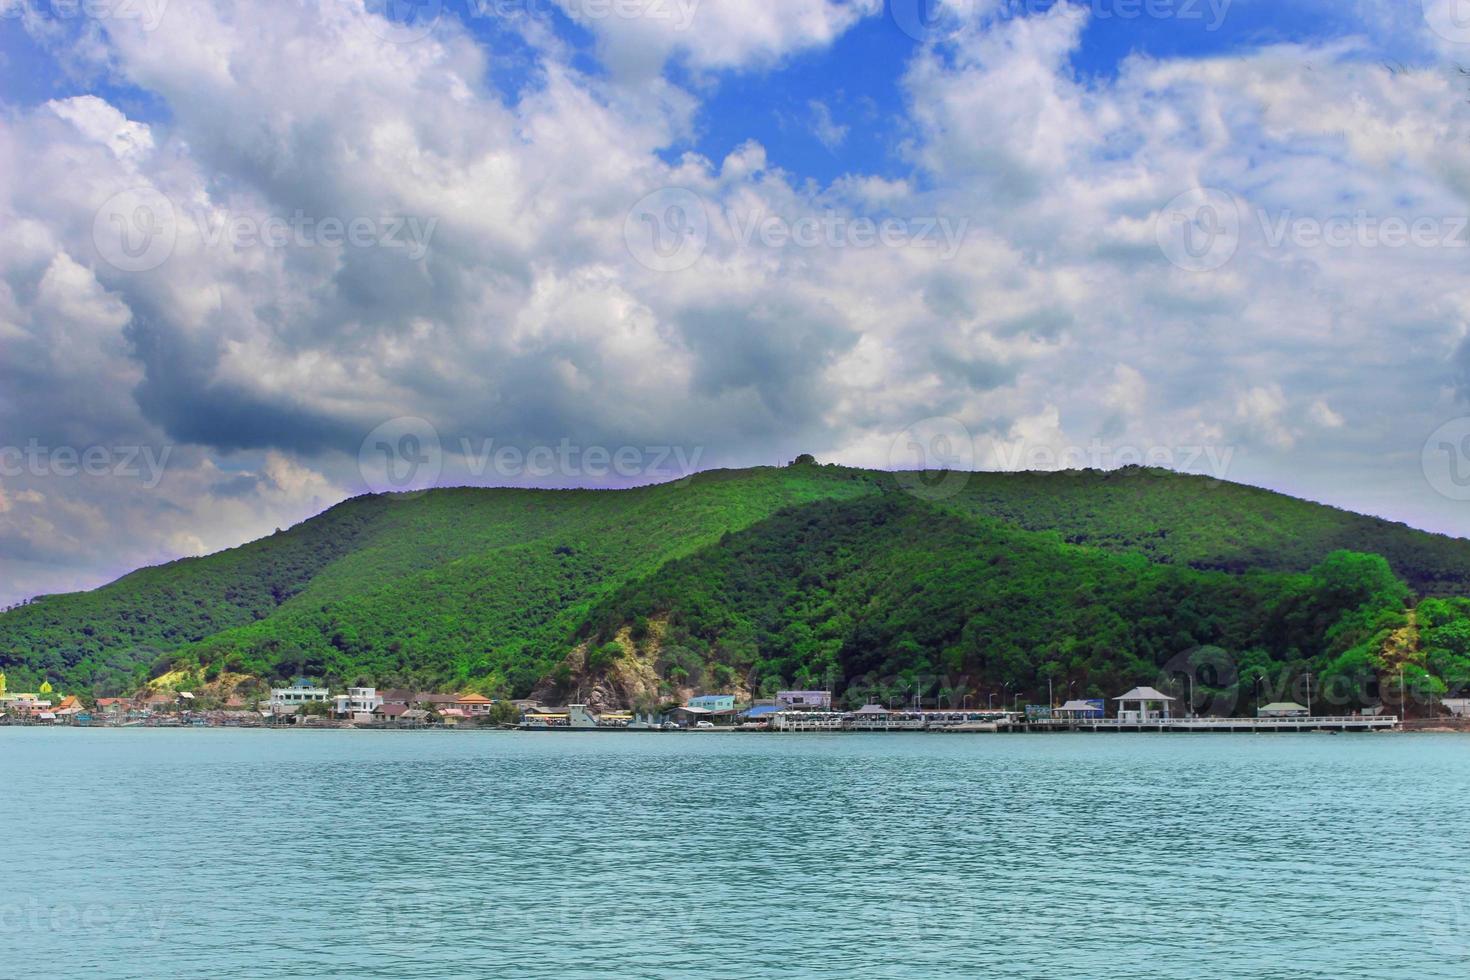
xmin=2 ymin=672 xmax=1451 ymax=733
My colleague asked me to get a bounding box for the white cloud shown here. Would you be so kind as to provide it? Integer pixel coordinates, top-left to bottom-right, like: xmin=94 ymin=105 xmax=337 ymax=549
xmin=3 ymin=0 xmax=1470 ymax=606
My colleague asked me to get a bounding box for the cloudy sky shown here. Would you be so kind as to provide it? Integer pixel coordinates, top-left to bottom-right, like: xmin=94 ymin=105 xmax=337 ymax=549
xmin=2 ymin=0 xmax=1470 ymax=607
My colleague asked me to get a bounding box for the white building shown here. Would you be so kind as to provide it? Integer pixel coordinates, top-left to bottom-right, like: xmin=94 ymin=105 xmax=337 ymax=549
xmin=1114 ymin=686 xmax=1175 ymax=722
xmin=776 ymin=690 xmax=832 ymax=710
xmin=333 ymin=687 xmax=383 ymax=720
xmin=269 ymin=683 xmax=330 ymax=715
xmin=1442 ymin=698 xmax=1470 ymax=718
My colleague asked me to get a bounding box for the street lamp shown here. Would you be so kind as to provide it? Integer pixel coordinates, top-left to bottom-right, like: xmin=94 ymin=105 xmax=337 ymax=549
xmin=987 ymin=692 xmax=996 ymax=708
xmin=963 ymin=694 xmax=973 ymax=710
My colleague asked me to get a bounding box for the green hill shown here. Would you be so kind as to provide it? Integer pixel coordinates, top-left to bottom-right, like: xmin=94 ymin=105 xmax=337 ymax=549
xmin=2 ymin=463 xmax=1468 ymax=705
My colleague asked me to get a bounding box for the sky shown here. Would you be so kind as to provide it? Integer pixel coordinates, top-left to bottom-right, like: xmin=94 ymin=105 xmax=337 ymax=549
xmin=3 ymin=0 xmax=1470 ymax=607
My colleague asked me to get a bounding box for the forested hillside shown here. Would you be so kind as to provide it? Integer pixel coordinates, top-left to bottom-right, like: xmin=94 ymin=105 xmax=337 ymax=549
xmin=2 ymin=462 xmax=1468 ymax=704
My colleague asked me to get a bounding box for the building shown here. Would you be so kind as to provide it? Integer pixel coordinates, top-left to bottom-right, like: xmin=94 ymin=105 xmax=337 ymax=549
xmin=1114 ymin=686 xmax=1175 ymax=722
xmin=687 ymin=695 xmax=736 ymax=712
xmin=776 ymin=690 xmax=832 ymax=711
xmin=1258 ymin=702 xmax=1309 ymax=718
xmin=1442 ymin=698 xmax=1470 ymax=718
xmin=53 ymin=695 xmax=84 ymax=720
xmin=333 ymin=687 xmax=383 ymax=719
xmin=1054 ymin=699 xmax=1105 ymax=720
xmin=96 ymin=698 xmax=132 ymax=718
xmin=456 ymin=693 xmax=494 ymax=715
xmin=269 ymin=683 xmax=330 ymax=715
xmin=373 ymin=703 xmax=409 ymax=724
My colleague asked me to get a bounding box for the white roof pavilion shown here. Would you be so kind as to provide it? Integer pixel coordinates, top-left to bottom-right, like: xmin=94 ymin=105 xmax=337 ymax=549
xmin=1112 ymin=686 xmax=1175 ymax=702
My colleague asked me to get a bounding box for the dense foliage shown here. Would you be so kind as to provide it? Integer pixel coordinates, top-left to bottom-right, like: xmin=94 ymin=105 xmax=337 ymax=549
xmin=3 ymin=464 xmax=1469 ymax=706
xmin=580 ymin=496 xmax=1437 ymax=711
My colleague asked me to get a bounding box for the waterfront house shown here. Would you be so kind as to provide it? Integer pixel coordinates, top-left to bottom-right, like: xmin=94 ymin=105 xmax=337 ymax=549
xmin=53 ymin=695 xmax=84 ymax=720
xmin=1258 ymin=702 xmax=1309 ymax=718
xmin=372 ymin=703 xmax=409 ymax=725
xmin=1054 ymin=699 xmax=1105 ymax=720
xmin=333 ymin=687 xmax=383 ymax=720
xmin=96 ymin=698 xmax=131 ymax=718
xmin=400 ymin=708 xmax=431 ymax=728
xmin=1442 ymin=698 xmax=1470 ymax=718
xmin=379 ymin=689 xmax=416 ymax=708
xmin=1114 ymin=686 xmax=1175 ymax=722
xmin=142 ymin=693 xmax=174 ymax=713
xmin=457 ymin=693 xmax=495 ymax=715
xmin=687 ymin=694 xmax=736 ymax=712
xmin=776 ymin=690 xmax=833 ymax=710
xmin=268 ymin=683 xmax=330 ymax=716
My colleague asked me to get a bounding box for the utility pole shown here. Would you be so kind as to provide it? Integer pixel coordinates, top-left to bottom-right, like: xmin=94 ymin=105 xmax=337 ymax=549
xmin=1305 ymin=672 xmax=1312 ymax=717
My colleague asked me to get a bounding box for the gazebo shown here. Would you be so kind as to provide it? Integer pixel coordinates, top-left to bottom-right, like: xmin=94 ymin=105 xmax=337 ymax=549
xmin=1113 ymin=686 xmax=1176 ymax=722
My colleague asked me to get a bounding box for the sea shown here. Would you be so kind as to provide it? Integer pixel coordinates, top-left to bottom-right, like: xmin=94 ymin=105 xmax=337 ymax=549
xmin=1 ymin=728 xmax=1465 ymax=978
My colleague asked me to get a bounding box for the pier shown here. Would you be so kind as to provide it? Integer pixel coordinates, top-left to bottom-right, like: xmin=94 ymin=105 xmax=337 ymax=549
xmin=1026 ymin=714 xmax=1399 ymax=734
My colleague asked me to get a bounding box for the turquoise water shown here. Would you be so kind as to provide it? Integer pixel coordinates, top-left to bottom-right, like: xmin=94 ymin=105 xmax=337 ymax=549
xmin=1 ymin=730 xmax=1466 ymax=978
